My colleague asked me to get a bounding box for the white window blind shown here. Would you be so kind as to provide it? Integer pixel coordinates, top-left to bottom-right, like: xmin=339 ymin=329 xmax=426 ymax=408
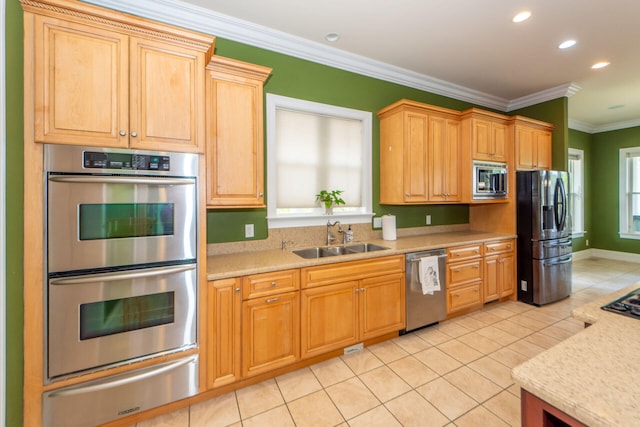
xmin=266 ymin=94 xmax=373 ymax=228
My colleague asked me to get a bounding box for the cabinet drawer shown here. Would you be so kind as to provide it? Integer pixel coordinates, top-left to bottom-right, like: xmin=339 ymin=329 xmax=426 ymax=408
xmin=447 ymin=282 xmax=482 ymax=312
xmin=301 ymin=255 xmax=404 ymax=288
xmin=242 ymin=269 xmax=300 ymax=299
xmin=484 ymin=239 xmax=515 ymax=255
xmin=446 ymin=244 xmax=482 ymax=262
xmin=447 ymin=260 xmax=482 ymax=285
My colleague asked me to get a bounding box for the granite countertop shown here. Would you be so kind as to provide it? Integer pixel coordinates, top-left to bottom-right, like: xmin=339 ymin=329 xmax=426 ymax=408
xmin=512 ymin=284 xmax=640 ymax=427
xmin=206 ymin=230 xmax=514 ymax=280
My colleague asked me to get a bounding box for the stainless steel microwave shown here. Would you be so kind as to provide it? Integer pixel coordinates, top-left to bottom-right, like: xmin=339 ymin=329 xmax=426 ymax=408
xmin=473 ymin=161 xmax=508 ymax=199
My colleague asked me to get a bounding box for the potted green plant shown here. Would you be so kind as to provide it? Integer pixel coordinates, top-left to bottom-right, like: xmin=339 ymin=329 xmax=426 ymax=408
xmin=315 ymin=189 xmax=345 ymax=215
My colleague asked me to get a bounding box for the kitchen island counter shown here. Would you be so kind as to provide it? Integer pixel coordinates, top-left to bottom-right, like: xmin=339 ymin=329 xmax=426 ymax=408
xmin=206 ymin=230 xmax=514 ymax=280
xmin=512 ymin=284 xmax=640 ymax=427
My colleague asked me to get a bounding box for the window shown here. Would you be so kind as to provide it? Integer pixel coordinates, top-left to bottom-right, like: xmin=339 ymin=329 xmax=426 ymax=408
xmin=266 ymin=94 xmax=373 ymax=228
xmin=619 ymin=147 xmax=640 ymax=239
xmin=568 ymin=148 xmax=584 ymax=237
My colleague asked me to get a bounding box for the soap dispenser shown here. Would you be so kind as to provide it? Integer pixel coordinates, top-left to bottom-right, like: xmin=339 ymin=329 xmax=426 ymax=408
xmin=346 ymin=225 xmax=354 ymax=243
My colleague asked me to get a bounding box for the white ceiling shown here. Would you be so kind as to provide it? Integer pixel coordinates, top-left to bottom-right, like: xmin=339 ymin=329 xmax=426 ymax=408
xmin=89 ymin=0 xmax=640 ymax=133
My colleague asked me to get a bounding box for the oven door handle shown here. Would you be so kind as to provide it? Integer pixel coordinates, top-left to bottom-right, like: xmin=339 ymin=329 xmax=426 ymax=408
xmin=50 ymin=264 xmax=196 ymax=285
xmin=48 ymin=176 xmax=194 ymax=185
xmin=45 ymin=355 xmax=198 ymax=398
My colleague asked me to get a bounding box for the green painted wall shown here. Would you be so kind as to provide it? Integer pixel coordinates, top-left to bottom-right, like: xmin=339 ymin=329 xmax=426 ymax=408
xmin=568 ymin=129 xmax=592 ymax=252
xmin=511 ymin=97 xmax=569 ymax=171
xmin=590 ymin=126 xmax=640 ymax=253
xmin=6 ymin=0 xmax=24 ymax=425
xmin=207 ymin=38 xmax=475 ymax=243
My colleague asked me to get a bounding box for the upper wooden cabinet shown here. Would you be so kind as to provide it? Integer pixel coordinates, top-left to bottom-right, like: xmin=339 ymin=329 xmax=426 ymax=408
xmin=206 ymin=56 xmax=272 ymax=208
xmin=378 ymin=100 xmax=461 ymax=204
xmin=23 ymin=0 xmax=215 ymax=152
xmin=460 ymin=109 xmax=509 ymax=163
xmin=512 ymin=117 xmax=554 ymax=170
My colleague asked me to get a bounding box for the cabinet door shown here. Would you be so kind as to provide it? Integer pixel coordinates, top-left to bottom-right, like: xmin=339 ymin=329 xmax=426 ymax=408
xmin=300 ymin=281 xmax=358 ymax=359
xmin=429 ymin=116 xmax=461 ymax=202
xmin=516 ymin=126 xmax=536 ymax=170
xmin=403 ymin=112 xmax=429 ymax=202
xmin=359 ymin=273 xmax=405 ymax=340
xmin=242 ymin=291 xmax=300 ymax=377
xmin=483 ymin=254 xmax=500 ymax=302
xmin=129 ymin=37 xmax=205 ymax=153
xmin=499 ymin=252 xmax=516 ymax=298
xmin=34 ymin=15 xmax=129 ymax=147
xmin=491 ymin=123 xmax=508 ymax=162
xmin=207 ymin=278 xmax=241 ymax=388
xmin=206 ymin=58 xmax=270 ymax=207
xmin=534 ymin=130 xmax=552 ymax=170
xmin=472 ymin=119 xmax=493 ymax=161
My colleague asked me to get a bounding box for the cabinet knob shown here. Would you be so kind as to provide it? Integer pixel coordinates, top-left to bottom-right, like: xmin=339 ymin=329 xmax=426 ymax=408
xmin=507 ymin=244 xmax=512 ymax=249
xmin=454 ymin=269 xmax=460 ymax=273
xmin=271 ymin=281 xmax=277 ymax=287
xmin=131 ymin=132 xmax=138 ymax=137
xmin=259 ymin=192 xmax=264 ymax=197
xmin=235 ymin=288 xmax=241 ymax=293
xmin=119 ymin=130 xmax=126 ymax=136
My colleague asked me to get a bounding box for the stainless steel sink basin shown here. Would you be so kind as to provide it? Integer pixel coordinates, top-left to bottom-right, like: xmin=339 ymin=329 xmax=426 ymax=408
xmin=293 ymin=243 xmax=389 ymax=259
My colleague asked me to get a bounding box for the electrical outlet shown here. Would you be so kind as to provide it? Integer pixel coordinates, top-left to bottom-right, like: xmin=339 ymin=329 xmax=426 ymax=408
xmin=521 ymin=280 xmax=528 ymax=291
xmin=373 ymin=217 xmax=382 ymax=228
xmin=586 ymin=239 xmax=590 ymax=247
xmin=245 ymin=224 xmax=254 ymax=238
xmin=426 ymin=214 xmax=432 ymax=225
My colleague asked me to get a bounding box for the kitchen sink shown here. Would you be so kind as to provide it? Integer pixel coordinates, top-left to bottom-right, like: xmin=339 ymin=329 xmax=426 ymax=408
xmin=293 ymin=243 xmax=390 ymax=259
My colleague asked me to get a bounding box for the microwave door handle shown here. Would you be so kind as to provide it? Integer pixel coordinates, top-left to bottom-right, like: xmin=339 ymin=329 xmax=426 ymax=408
xmin=50 ymin=264 xmax=196 ymax=285
xmin=48 ymin=176 xmax=194 ymax=186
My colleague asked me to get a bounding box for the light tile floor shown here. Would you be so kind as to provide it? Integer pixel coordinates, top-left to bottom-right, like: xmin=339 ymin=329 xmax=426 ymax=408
xmin=136 ymin=257 xmax=640 ymax=427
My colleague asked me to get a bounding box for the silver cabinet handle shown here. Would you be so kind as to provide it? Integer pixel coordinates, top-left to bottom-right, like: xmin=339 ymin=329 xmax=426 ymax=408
xmin=119 ymin=130 xmax=127 ymax=136
xmin=46 ymin=355 xmax=197 ymax=397
xmin=265 ymin=297 xmax=280 ymax=303
xmin=50 ymin=264 xmax=196 ymax=285
xmin=235 ymin=288 xmax=241 ymax=293
xmin=131 ymin=132 xmax=138 ymax=137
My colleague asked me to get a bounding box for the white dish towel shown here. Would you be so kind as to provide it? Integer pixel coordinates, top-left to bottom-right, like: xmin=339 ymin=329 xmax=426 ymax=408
xmin=419 ymin=256 xmax=441 ymax=295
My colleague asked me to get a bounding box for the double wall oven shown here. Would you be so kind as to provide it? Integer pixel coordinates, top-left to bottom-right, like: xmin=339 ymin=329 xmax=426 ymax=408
xmin=43 ymin=145 xmax=200 ymax=427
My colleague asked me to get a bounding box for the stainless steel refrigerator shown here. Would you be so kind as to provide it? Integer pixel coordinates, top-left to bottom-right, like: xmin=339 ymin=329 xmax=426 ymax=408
xmin=516 ymin=170 xmax=572 ymax=305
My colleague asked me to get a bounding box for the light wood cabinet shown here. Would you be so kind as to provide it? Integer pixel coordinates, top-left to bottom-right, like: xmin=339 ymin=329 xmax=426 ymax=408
xmin=446 ymin=244 xmax=483 ymax=314
xmin=513 ymin=117 xmax=554 ymax=170
xmin=241 ymin=269 xmax=300 ymax=377
xmin=461 ymin=110 xmax=509 ymax=162
xmin=27 ymin=5 xmax=214 ymax=152
xmin=207 ymin=278 xmax=242 ymax=388
xmin=483 ymin=239 xmax=516 ymax=302
xmin=378 ymin=100 xmax=461 ymax=204
xmin=300 ymin=256 xmax=405 ymax=359
xmin=206 ymin=56 xmax=272 ymax=207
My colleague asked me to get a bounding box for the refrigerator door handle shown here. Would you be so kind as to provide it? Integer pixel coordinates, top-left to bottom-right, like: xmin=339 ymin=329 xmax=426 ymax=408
xmin=544 ymin=256 xmax=572 ymax=266
xmin=554 ymin=177 xmax=567 ymax=232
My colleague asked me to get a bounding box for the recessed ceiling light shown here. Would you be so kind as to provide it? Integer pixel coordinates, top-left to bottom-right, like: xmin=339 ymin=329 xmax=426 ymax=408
xmin=592 ymin=61 xmax=610 ymax=69
xmin=513 ymin=11 xmax=531 ymax=23
xmin=325 ymin=32 xmax=340 ymax=42
xmin=558 ymin=40 xmax=576 ymax=49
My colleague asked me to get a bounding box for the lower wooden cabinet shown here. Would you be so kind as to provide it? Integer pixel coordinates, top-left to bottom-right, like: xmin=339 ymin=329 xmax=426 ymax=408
xmin=207 ymin=278 xmax=242 ymax=389
xmin=242 ymin=291 xmax=300 ymax=377
xmin=446 ymin=244 xmax=483 ymax=314
xmin=483 ymin=239 xmax=516 ymax=302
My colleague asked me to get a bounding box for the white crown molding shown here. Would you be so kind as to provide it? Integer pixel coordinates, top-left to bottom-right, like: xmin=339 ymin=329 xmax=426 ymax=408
xmin=569 ymin=117 xmax=640 ymax=134
xmin=84 ymin=0 xmax=606 ymax=125
xmin=507 ymin=82 xmax=582 ymax=111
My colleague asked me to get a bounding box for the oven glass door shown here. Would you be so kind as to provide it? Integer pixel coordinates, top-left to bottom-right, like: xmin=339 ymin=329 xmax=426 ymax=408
xmin=48 ymin=264 xmax=197 ymax=379
xmin=47 ymin=175 xmax=197 ymax=273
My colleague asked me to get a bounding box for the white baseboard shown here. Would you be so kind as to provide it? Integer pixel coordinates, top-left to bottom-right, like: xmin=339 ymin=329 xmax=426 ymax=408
xmin=574 ymin=248 xmax=640 ymax=263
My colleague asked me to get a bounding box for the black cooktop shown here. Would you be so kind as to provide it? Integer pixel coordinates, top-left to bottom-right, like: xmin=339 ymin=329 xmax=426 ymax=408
xmin=601 ymin=288 xmax=640 ymax=320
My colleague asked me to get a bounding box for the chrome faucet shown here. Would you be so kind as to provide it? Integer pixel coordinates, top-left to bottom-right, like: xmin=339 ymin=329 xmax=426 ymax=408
xmin=326 ymin=220 xmax=343 ymax=245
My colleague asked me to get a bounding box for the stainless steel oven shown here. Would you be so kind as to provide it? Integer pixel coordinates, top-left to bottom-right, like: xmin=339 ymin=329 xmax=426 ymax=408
xmin=44 ymin=145 xmax=200 ymax=427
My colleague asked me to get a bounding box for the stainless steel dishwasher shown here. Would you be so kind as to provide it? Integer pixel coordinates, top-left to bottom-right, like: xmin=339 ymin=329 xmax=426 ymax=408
xmin=403 ymin=249 xmax=447 ymax=333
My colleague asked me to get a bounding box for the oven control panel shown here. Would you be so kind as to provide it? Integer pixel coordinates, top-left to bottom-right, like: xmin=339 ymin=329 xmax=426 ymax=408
xmin=83 ymin=151 xmax=170 ymax=171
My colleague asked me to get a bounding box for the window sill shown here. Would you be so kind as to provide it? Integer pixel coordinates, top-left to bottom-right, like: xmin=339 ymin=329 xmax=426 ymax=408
xmin=267 ymin=213 xmax=375 ymax=229
xmin=571 ymin=231 xmax=585 ymax=238
xmin=619 ymin=232 xmax=640 ymax=240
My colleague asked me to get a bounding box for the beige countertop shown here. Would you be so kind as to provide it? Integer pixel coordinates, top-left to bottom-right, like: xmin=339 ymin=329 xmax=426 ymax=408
xmin=206 ymin=230 xmax=514 ymax=280
xmin=512 ymin=284 xmax=640 ymax=427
